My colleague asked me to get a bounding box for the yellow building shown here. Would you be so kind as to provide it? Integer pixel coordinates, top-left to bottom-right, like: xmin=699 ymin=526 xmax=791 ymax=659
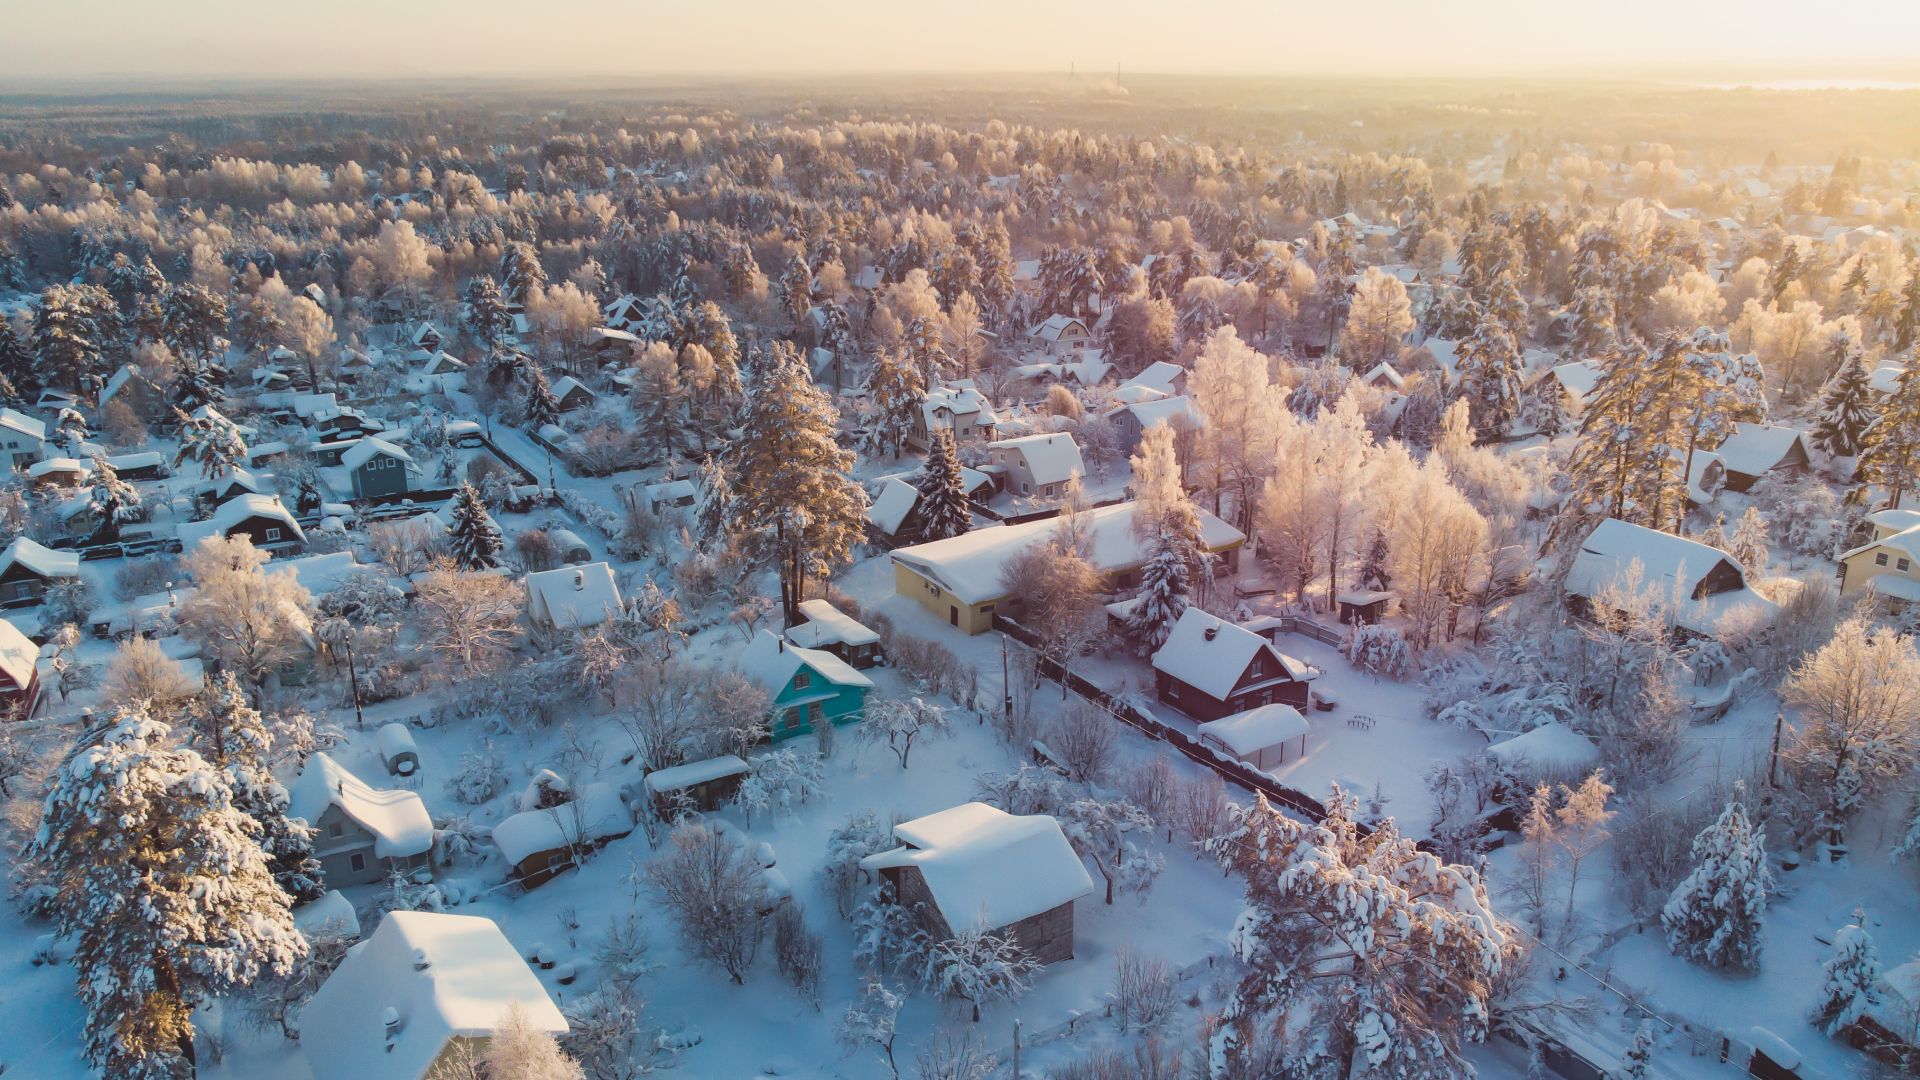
xmin=890 ymin=500 xmax=1245 ymax=635
xmin=1837 ymin=508 xmax=1920 ymax=610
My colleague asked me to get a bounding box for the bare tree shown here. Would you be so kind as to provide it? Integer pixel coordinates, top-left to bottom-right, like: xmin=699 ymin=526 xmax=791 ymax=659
xmin=413 ymin=563 xmax=523 ymax=676
xmin=176 ymin=535 xmax=314 ymax=703
xmin=645 ymin=824 xmax=767 ymax=984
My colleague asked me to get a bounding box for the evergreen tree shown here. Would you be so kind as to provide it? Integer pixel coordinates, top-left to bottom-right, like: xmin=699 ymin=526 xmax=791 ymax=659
xmin=1455 ymin=308 xmax=1523 ymax=439
xmin=631 ymin=344 xmax=685 ymax=461
xmin=499 ymin=242 xmax=547 ymax=308
xmin=1566 ymin=284 xmax=1617 ymax=357
xmin=1812 ymin=351 xmax=1876 ymax=458
xmin=1661 ymin=790 xmax=1773 ymax=971
xmin=446 ymin=483 xmax=503 ymax=570
xmin=32 ymin=284 xmax=105 ymax=392
xmin=172 ymin=406 xmax=249 ymax=478
xmin=188 ymin=673 xmax=324 ymax=903
xmin=29 ymin=707 xmax=306 ymax=1078
xmin=1894 ymin=262 xmax=1920 ymax=353
xmin=733 ymin=342 xmax=867 ymax=627
xmin=1358 ymin=524 xmax=1391 ymax=591
xmin=914 ymin=429 xmax=972 ymax=542
xmin=464 ymin=274 xmax=512 ymax=346
xmin=161 ymin=282 xmax=228 ymax=362
xmin=1812 ymin=911 xmax=1880 ymax=1037
xmin=525 ymin=368 xmax=561 ymax=431
xmin=1854 ymin=362 xmax=1920 ymax=508
xmin=0 ymin=238 xmax=25 ymax=291
xmin=861 ymin=347 xmax=923 ymax=459
xmin=0 ymin=314 xmax=31 ymax=396
xmin=1125 ymin=506 xmax=1200 ymax=653
xmin=1768 ymin=243 xmax=1803 ymax=304
xmin=87 ymin=454 xmax=141 ymax=544
xmin=778 ymin=254 xmax=814 ymax=330
xmin=171 ymin=355 xmax=226 ymax=413
xmin=693 ymin=454 xmax=734 ymax=545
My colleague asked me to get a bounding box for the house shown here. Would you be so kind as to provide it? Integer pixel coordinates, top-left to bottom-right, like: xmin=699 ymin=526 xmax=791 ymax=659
xmin=0 ymin=407 xmax=46 ymax=466
xmin=590 ymin=326 xmax=641 ymax=361
xmin=868 ymin=476 xmax=929 ymax=543
xmin=1541 ymin=360 xmax=1603 ymax=413
xmin=550 ymin=375 xmax=597 ymax=413
xmin=1565 ymin=519 xmax=1778 ymax=636
xmin=1335 ymin=589 xmax=1394 ymax=625
xmin=1360 ymin=361 xmax=1406 ymax=393
xmin=105 ymin=451 xmax=169 ymax=481
xmin=643 ymin=755 xmax=751 ymax=815
xmin=891 ymin=501 xmax=1245 ymax=634
xmin=525 ymin=563 xmax=624 ymax=630
xmin=602 ymin=294 xmax=647 ymax=331
xmin=197 ymin=466 xmax=273 ymax=509
xmin=287 ymin=752 xmax=435 ymax=887
xmin=98 ymin=364 xmax=168 ymax=419
xmin=909 ymin=384 xmax=998 ymax=452
xmin=785 ymin=598 xmax=882 ymax=668
xmin=300 ymin=911 xmax=567 ymax=1080
xmin=178 ymin=493 xmax=306 ymax=555
xmin=1838 ymin=516 xmax=1920 ymax=610
xmin=1120 ymin=361 xmax=1186 ymax=398
xmin=341 ymin=437 xmax=417 ymax=500
xmin=0 ymin=537 xmax=79 ymax=607
xmin=1103 ymin=395 xmax=1204 ymax=455
xmin=411 ymin=351 xmax=468 ymax=392
xmin=1713 ymin=423 xmax=1812 ymax=492
xmin=739 ymin=629 xmax=874 ymax=742
xmin=1151 ymin=608 xmax=1313 ymax=720
xmin=492 ymin=782 xmax=636 ymax=889
xmin=859 ymin=803 xmax=1094 ymax=965
xmin=987 ymin=432 xmax=1085 ymax=502
xmin=644 ymin=478 xmax=697 ymax=513
xmin=1197 ymin=704 xmax=1310 ymax=771
xmin=408 ymin=321 xmax=445 ymax=354
xmin=27 ymin=457 xmax=90 ymax=488
xmin=1026 ymin=314 xmax=1093 ymax=357
xmin=0 ymin=617 xmax=42 ymax=720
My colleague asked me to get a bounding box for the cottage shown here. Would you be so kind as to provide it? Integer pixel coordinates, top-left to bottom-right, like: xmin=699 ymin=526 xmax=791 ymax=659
xmin=378 ymin=722 xmax=420 ymax=778
xmin=1838 ymin=517 xmax=1920 ymax=611
xmin=1335 ymin=589 xmax=1394 ymax=625
xmin=644 ymin=478 xmax=697 ymax=513
xmin=1102 ymin=396 xmax=1204 ymax=455
xmin=550 ymin=375 xmax=598 ymax=413
xmin=785 ymin=598 xmax=882 ymax=668
xmin=859 ymin=803 xmax=1095 ymax=965
xmin=27 ymin=457 xmax=90 ymax=488
xmin=910 ymin=383 xmax=998 ymax=452
xmin=739 ymin=629 xmax=874 ymax=741
xmin=492 ymin=782 xmax=636 ymax=889
xmin=987 ymin=432 xmax=1085 ymax=502
xmin=0 ymin=537 xmax=79 ymax=607
xmin=1360 ymin=361 xmax=1406 ymax=393
xmin=591 ymin=326 xmax=641 ymax=360
xmin=0 ymin=618 xmax=42 ymax=720
xmin=867 ymin=476 xmax=928 ymax=543
xmin=341 ymin=437 xmax=417 ymax=501
xmin=602 ymin=295 xmax=647 ymax=331
xmin=1151 ymin=608 xmax=1313 ymax=720
xmin=287 ymin=752 xmax=435 ymax=887
xmin=1565 ymin=519 xmax=1778 ymax=636
xmin=1026 ymin=314 xmax=1093 ymax=357
xmin=526 ymin=563 xmax=623 ymax=630
xmin=642 ymin=755 xmax=751 ymax=815
xmin=408 ymin=321 xmax=445 ymax=354
xmin=1197 ymin=704 xmax=1310 ymax=770
xmin=1119 ymin=361 xmax=1186 ymax=398
xmin=105 ymin=451 xmax=169 ymax=481
xmin=98 ymin=364 xmax=168 ymax=419
xmin=300 ymin=911 xmax=567 ymax=1080
xmin=0 ymin=408 xmax=46 ymax=469
xmin=891 ymin=500 xmax=1245 ymax=634
xmin=1542 ymin=359 xmax=1603 ymax=412
xmin=178 ymin=493 xmax=306 ymax=555
xmin=197 ymin=467 xmax=273 ymax=508
xmin=1714 ymin=423 xmax=1812 ymax=492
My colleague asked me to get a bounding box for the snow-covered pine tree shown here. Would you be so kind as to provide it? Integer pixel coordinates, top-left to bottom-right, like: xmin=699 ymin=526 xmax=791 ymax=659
xmin=692 ymin=454 xmax=734 ymax=545
xmin=171 ymin=405 xmax=249 ymax=478
xmin=32 ymin=284 xmax=105 ymax=393
xmin=464 ymin=274 xmax=513 ymax=346
xmin=86 ymin=454 xmax=141 ymax=544
xmin=1661 ymin=790 xmax=1773 ymax=970
xmin=1455 ymin=306 xmax=1523 ymax=439
xmin=1812 ymin=351 xmax=1876 ymax=459
xmin=189 ymin=672 xmax=325 ymax=903
xmin=1125 ymin=509 xmax=1198 ymax=653
xmin=1566 ymin=283 xmax=1618 ymax=357
xmin=446 ymin=483 xmax=503 ymax=570
xmin=499 ymin=241 xmax=547 ymax=309
xmin=0 ymin=314 xmax=30 ymax=396
xmin=171 ymin=354 xmax=225 ymax=413
xmin=861 ymin=347 xmax=924 ymax=459
xmin=161 ymin=282 xmax=228 ymax=361
xmin=1358 ymin=524 xmax=1391 ymax=591
xmin=630 ymin=341 xmax=685 ymax=462
xmin=914 ymin=429 xmax=972 ymax=542
xmin=1727 ymin=506 xmax=1771 ymax=572
xmin=30 ymin=706 xmax=306 ymax=1077
xmin=1854 ymin=361 xmax=1920 ymax=509
xmin=525 ymin=367 xmax=561 ymax=431
xmin=1812 ymin=910 xmax=1881 ymax=1036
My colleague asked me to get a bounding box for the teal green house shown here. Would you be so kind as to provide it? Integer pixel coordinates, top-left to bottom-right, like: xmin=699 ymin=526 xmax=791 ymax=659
xmin=740 ymin=629 xmax=874 ymax=742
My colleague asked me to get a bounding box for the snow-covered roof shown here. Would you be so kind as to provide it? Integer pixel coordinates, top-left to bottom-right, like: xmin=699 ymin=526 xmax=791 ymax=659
xmin=0 ymin=536 xmax=79 ymax=581
xmin=0 ymin=408 xmax=45 ymax=442
xmin=377 ymin=722 xmax=418 ymax=762
xmin=28 ymin=457 xmax=90 ymax=481
xmin=178 ymin=493 xmax=305 ymax=552
xmin=105 ymin=450 xmax=165 ymax=473
xmin=643 ymin=755 xmax=750 ymax=794
xmin=1336 ymin=589 xmax=1394 ymax=606
xmin=301 ymin=911 xmax=566 ymax=1080
xmin=892 ymin=501 xmax=1245 ymax=606
xmin=0 ymin=618 xmax=36 ymax=690
xmin=1151 ymin=608 xmax=1309 ymax=701
xmin=293 ymin=889 xmax=361 ymax=941
xmin=867 ymin=476 xmax=921 ymax=535
xmin=408 ymin=321 xmax=443 ymax=346
xmin=1842 ymin=523 xmax=1920 ymax=564
xmin=1870 ymin=363 xmax=1906 ymax=397
xmin=1120 ymin=361 xmax=1185 ymax=396
xmin=492 ymin=782 xmax=632 ymax=867
xmin=1107 ymin=384 xmax=1169 ymax=406
xmin=1109 ymin=395 xmax=1204 ymax=431
xmin=922 ymin=384 xmax=998 ymax=430
xmin=739 ymin=629 xmax=873 ymax=696
xmin=992 ymin=432 xmax=1085 ymax=487
xmin=340 ymin=436 xmax=413 ymax=472
xmin=281 ymin=552 xmax=378 ymax=598
xmin=1361 ymin=361 xmax=1406 ymax=390
xmin=1485 ymin=722 xmax=1600 ymax=773
xmin=288 ymin=393 xmax=339 ymax=420
xmin=99 ymin=364 xmax=157 ymax=408
xmin=1868 ymin=508 xmax=1920 ymax=538
xmin=201 ymin=467 xmax=270 ymax=498
xmin=525 ymin=563 xmax=623 ymax=630
xmin=1027 ymin=314 xmax=1089 ymax=342
xmin=1198 ymin=704 xmax=1308 ymax=756
xmin=1566 ymin=519 xmax=1777 ymax=634
xmin=287 ymin=753 xmax=434 ymax=860
xmin=786 ymin=598 xmax=880 ymax=649
xmin=1548 ymin=360 xmax=1602 ymax=405
xmin=551 ymin=375 xmax=595 ymax=402
xmin=645 ymin=478 xmax=696 ymax=505
xmin=1714 ymin=423 xmax=1809 ymax=476
xmin=860 ymin=803 xmax=1094 ymax=931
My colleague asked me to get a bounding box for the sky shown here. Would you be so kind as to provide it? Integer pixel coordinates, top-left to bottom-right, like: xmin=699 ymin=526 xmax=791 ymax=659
xmin=4 ymin=0 xmax=1919 ymax=82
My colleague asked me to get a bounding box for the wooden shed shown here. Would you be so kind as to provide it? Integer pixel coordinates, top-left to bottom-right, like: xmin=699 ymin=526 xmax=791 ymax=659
xmin=642 ymin=755 xmax=750 ymax=817
xmin=1336 ymin=589 xmax=1394 ymax=625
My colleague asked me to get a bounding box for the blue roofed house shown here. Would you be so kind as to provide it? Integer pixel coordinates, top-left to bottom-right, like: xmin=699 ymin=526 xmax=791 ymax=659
xmin=341 ymin=437 xmax=417 ymax=500
xmin=739 ymin=629 xmax=873 ymax=743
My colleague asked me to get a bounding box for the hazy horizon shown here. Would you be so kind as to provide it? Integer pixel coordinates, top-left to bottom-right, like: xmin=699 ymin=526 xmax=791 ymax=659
xmin=6 ymin=0 xmax=1920 ymax=82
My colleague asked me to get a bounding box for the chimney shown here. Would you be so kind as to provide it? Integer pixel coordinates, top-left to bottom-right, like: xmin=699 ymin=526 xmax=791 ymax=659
xmin=777 ymin=636 xmax=786 ymax=652
xmin=383 ymin=1006 xmax=403 ymax=1041
xmin=573 ymin=570 xmax=584 ymax=591
xmin=412 ymin=948 xmax=430 ymax=971
xmin=1203 ymin=626 xmax=1218 ymax=642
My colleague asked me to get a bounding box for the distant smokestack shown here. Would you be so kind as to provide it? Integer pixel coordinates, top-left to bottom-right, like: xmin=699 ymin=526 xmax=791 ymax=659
xmin=1203 ymin=626 xmax=1218 ymax=642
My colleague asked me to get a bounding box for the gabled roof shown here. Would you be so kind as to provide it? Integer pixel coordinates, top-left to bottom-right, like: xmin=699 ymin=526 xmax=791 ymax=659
xmin=786 ymin=598 xmax=880 ymax=649
xmin=1108 ymin=395 xmax=1204 ymax=431
xmin=1027 ymin=314 xmax=1089 ymax=342
xmin=492 ymin=782 xmax=633 ymax=867
xmin=179 ymin=493 xmax=305 ymax=551
xmin=1120 ymin=361 xmax=1186 ymax=396
xmin=0 ymin=618 xmax=37 ymax=691
xmin=922 ymin=384 xmax=997 ymax=429
xmin=1361 ymin=361 xmax=1406 ymax=390
xmin=0 ymin=408 xmax=45 ymax=442
xmin=550 ymin=375 xmax=596 ymax=402
xmin=992 ymin=432 xmax=1085 ymax=487
xmin=1548 ymin=360 xmax=1603 ymax=405
xmin=287 ymin=752 xmax=434 ymax=859
xmin=1867 ymin=508 xmax=1920 ymax=538
xmin=1714 ymin=423 xmax=1810 ymax=476
xmin=525 ymin=563 xmax=623 ymax=630
xmin=0 ymin=537 xmax=79 ymax=581
xmin=1199 ymin=704 xmax=1308 ymax=756
xmin=860 ymin=803 xmax=1093 ymax=931
xmin=868 ymin=476 xmax=921 ymax=535
xmin=340 ymin=436 xmax=414 ymax=472
xmin=739 ymin=629 xmax=873 ymax=697
xmin=1566 ymin=519 xmax=1777 ymax=634
xmin=1152 ymin=608 xmax=1308 ymax=701
xmin=1842 ymin=523 xmax=1920 ymax=564
xmin=301 ymin=911 xmax=565 ymax=1080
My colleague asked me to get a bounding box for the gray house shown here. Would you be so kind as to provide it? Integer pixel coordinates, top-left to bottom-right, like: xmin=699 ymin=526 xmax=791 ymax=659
xmin=288 ymin=752 xmax=435 ymax=887
xmin=341 ymin=437 xmax=416 ymax=500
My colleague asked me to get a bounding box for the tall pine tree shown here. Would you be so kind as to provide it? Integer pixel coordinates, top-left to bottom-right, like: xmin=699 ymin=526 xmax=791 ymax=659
xmin=1812 ymin=911 xmax=1881 ymax=1036
xmin=446 ymin=483 xmax=503 ymax=570
xmin=188 ymin=673 xmax=325 ymax=903
xmin=525 ymin=368 xmax=561 ymax=431
xmin=1661 ymin=790 xmax=1773 ymax=971
xmin=914 ymin=429 xmax=972 ymax=542
xmin=1812 ymin=351 xmax=1877 ymax=459
xmin=1854 ymin=361 xmax=1920 ymax=508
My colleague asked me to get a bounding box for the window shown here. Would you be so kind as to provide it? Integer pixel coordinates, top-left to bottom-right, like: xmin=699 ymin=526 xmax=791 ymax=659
xmin=1878 ymin=553 xmax=1890 ymax=566
xmin=1902 ymin=559 xmax=1912 ymax=573
xmin=328 ymin=821 xmax=344 ymax=838
xmin=792 ymin=670 xmax=812 ymax=691
xmin=808 ymin=701 xmax=825 ymax=723
xmin=784 ymin=706 xmax=804 ymax=730
xmin=1166 ymin=682 xmax=1181 ymax=700
xmin=1021 ymin=482 xmax=1031 ymax=494
xmin=349 ymin=853 xmax=366 ymax=872
xmin=265 ymin=527 xmax=282 ymax=542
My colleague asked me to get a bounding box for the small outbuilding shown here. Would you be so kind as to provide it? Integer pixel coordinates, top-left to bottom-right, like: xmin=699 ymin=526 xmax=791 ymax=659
xmin=1714 ymin=423 xmax=1812 ymax=493
xmin=526 ymin=562 xmax=623 ymax=630
xmin=1336 ymin=589 xmax=1394 ymax=625
xmin=0 ymin=537 xmax=80 ymax=607
xmin=1197 ymin=704 xmax=1310 ymax=771
xmin=492 ymin=782 xmax=636 ymax=889
xmin=784 ymin=598 xmax=882 ymax=668
xmin=642 ymin=755 xmax=751 ymax=816
xmin=377 ymin=722 xmax=421 ymax=778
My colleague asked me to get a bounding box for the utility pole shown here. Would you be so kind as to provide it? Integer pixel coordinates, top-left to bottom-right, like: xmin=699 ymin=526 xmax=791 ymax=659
xmin=1011 ymin=1018 xmax=1022 ymax=1080
xmin=1000 ymin=634 xmax=1012 ymax=723
xmin=346 ymin=638 xmax=365 ymax=731
xmin=1767 ymin=712 xmax=1784 ymax=788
